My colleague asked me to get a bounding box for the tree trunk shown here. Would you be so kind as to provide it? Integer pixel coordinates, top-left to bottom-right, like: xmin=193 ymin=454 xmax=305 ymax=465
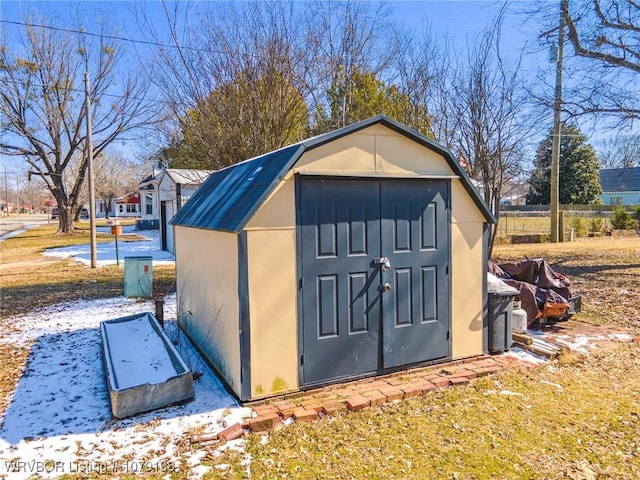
xmin=485 ymin=186 xmax=500 ymax=258
xmin=57 ymin=200 xmax=75 ymax=234
xmin=106 ymin=196 xmax=114 ymax=219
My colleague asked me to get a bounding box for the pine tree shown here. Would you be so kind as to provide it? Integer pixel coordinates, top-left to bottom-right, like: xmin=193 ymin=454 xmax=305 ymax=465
xmin=527 ymin=123 xmax=602 ymax=205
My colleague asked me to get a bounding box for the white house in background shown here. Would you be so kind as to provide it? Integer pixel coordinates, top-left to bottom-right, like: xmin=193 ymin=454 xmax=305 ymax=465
xmin=156 ymin=169 xmax=213 ymax=253
xmin=113 ymin=192 xmax=141 ymax=217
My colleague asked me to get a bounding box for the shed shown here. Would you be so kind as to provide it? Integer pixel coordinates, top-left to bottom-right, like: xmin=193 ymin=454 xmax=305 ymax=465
xmin=599 ymin=167 xmax=640 ymax=205
xmin=171 ymin=115 xmax=495 ymax=402
xmin=156 ymin=169 xmax=213 ymax=253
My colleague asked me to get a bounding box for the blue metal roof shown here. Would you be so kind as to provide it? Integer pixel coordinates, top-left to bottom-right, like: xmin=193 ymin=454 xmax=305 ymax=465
xmin=170 ymin=144 xmax=303 ymax=231
xmin=600 ymin=167 xmax=640 ymax=193
xmin=171 ymin=115 xmax=495 ymax=232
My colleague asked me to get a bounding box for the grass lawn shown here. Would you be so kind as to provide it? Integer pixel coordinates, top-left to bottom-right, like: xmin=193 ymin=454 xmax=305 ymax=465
xmin=235 ymin=345 xmax=640 ymax=480
xmin=1 ymin=228 xmax=639 ymax=479
xmin=0 ymin=225 xmax=175 ymax=319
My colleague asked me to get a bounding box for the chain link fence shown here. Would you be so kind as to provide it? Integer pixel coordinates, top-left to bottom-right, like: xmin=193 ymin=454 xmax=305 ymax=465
xmin=495 ymin=208 xmax=615 ymax=240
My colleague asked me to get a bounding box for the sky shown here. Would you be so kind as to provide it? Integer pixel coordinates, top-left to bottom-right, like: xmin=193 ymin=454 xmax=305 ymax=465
xmin=0 ymin=1 xmax=545 ymax=88
xmin=1 ymin=1 xmax=539 ymax=39
xmin=0 ymin=1 xmax=560 ymax=177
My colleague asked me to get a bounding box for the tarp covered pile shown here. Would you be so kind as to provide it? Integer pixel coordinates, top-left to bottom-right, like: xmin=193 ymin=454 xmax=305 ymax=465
xmin=489 ymin=258 xmax=580 ymax=327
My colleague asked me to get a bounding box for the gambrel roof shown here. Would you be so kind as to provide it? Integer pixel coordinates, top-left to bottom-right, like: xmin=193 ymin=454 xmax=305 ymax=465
xmin=171 ymin=115 xmax=496 ymax=232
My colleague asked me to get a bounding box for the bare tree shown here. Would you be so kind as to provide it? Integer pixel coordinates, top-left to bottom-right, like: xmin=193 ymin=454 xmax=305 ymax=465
xmin=440 ymin=11 xmax=536 ymax=254
xmin=94 ymin=152 xmax=141 ymax=218
xmin=0 ymin=16 xmax=160 ymax=233
xmin=21 ymin=171 xmax=49 ymax=212
xmin=388 ymin=23 xmax=452 ymax=143
xmin=138 ymin=0 xmax=403 ymax=167
xmin=562 ymin=0 xmax=640 ymax=123
xmin=597 ymin=134 xmax=640 ymax=169
xmin=138 ymin=1 xmax=310 ymax=168
xmin=303 ymin=0 xmax=396 ymax=131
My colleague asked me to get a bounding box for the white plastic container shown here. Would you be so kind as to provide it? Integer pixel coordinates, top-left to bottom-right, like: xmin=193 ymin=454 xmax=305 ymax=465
xmin=512 ymin=308 xmax=528 ymax=333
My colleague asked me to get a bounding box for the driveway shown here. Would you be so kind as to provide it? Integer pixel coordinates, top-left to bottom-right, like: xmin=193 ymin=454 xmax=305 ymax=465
xmin=0 ymin=214 xmax=51 ymax=241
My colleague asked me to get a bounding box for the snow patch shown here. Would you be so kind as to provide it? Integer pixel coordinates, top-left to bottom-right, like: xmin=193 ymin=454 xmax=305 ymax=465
xmin=103 ymin=313 xmax=183 ymax=389
xmin=0 ymin=296 xmax=251 ymax=480
xmin=43 ymin=228 xmax=175 ymax=266
xmin=503 ymin=347 xmax=549 ymax=365
xmin=554 ymin=332 xmax=634 ymax=354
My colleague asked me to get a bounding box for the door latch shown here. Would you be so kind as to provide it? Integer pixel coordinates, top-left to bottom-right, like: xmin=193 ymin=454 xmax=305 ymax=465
xmin=374 ymin=257 xmax=391 ymax=271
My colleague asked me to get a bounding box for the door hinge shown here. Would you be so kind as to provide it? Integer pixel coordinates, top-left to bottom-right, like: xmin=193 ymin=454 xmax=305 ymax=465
xmin=446 ymin=265 xmax=449 ymax=275
xmin=299 ymin=277 xmax=303 ymax=290
xmin=447 ymin=330 xmax=450 ymax=341
xmin=300 ymin=354 xmax=304 ymax=366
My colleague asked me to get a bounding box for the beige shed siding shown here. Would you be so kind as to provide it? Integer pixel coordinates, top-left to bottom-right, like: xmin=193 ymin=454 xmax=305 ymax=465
xmin=375 ymin=131 xmax=454 ymax=176
xmin=295 ymin=125 xmax=455 ymax=177
xmin=450 ymin=223 xmax=485 ymax=358
xmin=450 ymin=179 xmax=486 ymax=358
xmin=294 ymin=130 xmax=376 ymax=173
xmin=246 ymin=229 xmax=299 ymax=398
xmin=174 ymin=226 xmax=241 ymax=393
xmin=245 ymin=173 xmax=295 ymax=230
xmin=245 ymin=174 xmax=299 ymax=398
xmin=451 ymin=179 xmax=487 ymax=224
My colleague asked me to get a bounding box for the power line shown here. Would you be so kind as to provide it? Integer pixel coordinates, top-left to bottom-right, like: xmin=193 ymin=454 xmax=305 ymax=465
xmin=0 ymin=19 xmax=221 ymax=54
xmin=1 ymin=78 xmax=169 ymax=105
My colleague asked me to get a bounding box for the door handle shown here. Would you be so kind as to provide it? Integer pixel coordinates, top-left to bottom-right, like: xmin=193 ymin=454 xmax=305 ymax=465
xmin=383 ymin=282 xmax=392 ymax=292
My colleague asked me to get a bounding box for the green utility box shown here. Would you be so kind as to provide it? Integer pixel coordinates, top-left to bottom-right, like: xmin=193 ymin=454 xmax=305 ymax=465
xmin=124 ymin=256 xmax=153 ymax=298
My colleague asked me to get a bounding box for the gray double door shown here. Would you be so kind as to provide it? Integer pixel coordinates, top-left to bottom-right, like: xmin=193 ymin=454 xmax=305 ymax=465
xmin=299 ymin=177 xmax=450 ymax=386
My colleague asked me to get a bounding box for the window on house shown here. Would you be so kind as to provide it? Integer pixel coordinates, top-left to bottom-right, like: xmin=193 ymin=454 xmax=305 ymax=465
xmin=126 ymin=204 xmax=137 ymax=213
xmin=119 ymin=205 xmax=124 ymax=213
xmin=145 ymin=195 xmax=153 ymax=215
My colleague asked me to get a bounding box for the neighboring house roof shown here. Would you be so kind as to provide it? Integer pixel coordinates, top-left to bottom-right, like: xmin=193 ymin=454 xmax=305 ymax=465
xmin=162 ymin=169 xmax=214 ymax=186
xmin=139 ymin=173 xmax=155 ymax=185
xmin=138 ymin=172 xmax=159 ymax=191
xmin=600 ymin=167 xmax=640 ymax=193
xmin=115 ymin=192 xmax=141 ymax=204
xmin=171 ymin=115 xmax=496 ymax=232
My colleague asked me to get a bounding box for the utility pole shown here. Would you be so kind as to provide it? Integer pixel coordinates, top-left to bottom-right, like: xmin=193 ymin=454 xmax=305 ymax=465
xmin=550 ymin=0 xmax=566 ymax=243
xmin=85 ymin=64 xmax=97 ymax=268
